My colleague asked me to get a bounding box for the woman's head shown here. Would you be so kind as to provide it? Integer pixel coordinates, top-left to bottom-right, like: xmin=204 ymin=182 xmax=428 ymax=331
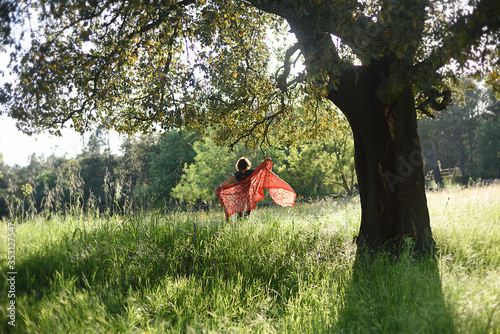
xmin=236 ymin=157 xmax=252 ymax=171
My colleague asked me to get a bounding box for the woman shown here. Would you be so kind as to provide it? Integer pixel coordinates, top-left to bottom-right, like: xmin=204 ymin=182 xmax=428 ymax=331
xmin=216 ymin=157 xmax=296 ymax=222
xmin=221 ymin=157 xmax=254 ymax=219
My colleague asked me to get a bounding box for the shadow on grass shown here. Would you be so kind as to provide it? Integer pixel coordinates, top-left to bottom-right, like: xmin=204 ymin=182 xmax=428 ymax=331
xmin=336 ymin=250 xmax=455 ymax=333
xmin=3 ymin=216 xmax=343 ymax=332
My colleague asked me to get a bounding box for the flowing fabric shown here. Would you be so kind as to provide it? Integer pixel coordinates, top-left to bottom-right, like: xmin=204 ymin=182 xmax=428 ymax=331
xmin=215 ymin=158 xmax=296 ymax=221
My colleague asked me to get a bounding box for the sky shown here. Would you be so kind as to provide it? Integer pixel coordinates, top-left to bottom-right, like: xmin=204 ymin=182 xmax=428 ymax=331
xmin=0 ymin=115 xmax=82 ymax=166
xmin=0 ymin=115 xmax=123 ymax=167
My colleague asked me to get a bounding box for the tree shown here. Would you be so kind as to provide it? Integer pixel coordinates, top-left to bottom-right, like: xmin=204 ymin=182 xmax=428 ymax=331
xmin=171 ymin=136 xmax=237 ymax=205
xmin=2 ymin=0 xmax=499 ymax=253
xmin=418 ymin=83 xmax=480 ymax=185
xmin=276 ymin=128 xmax=356 ymax=197
xmin=116 ymin=133 xmax=160 ymax=209
xmin=474 ymin=116 xmax=500 ymax=179
xmin=418 ymin=80 xmax=500 ymax=184
xmin=0 ymin=153 xmax=3 ymax=180
xmin=473 ymin=92 xmax=500 ymax=179
xmin=77 ymin=129 xmax=117 ymax=211
xmin=149 ymin=130 xmax=199 ymax=204
xmin=0 ymin=0 xmax=19 ymax=49
xmin=0 ymin=153 xmax=8 ymax=218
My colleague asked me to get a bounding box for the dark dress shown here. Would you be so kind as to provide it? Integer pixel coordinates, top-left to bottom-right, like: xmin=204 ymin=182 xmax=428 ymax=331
xmin=234 ymin=169 xmax=254 ymax=218
xmin=234 ymin=169 xmax=254 ymax=182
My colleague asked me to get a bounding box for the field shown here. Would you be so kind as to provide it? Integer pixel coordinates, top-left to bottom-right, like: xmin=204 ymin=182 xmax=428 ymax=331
xmin=1 ymin=184 xmax=499 ymax=333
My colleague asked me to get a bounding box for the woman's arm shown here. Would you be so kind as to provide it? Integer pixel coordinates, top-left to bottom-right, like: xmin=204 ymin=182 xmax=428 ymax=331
xmin=221 ymin=174 xmax=235 ymax=186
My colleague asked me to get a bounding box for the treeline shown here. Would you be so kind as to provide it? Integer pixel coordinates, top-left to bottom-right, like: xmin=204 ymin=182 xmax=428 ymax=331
xmin=418 ymin=81 xmax=500 ymax=186
xmin=1 ymin=81 xmax=498 ymax=219
xmin=0 ymin=127 xmax=356 ymax=219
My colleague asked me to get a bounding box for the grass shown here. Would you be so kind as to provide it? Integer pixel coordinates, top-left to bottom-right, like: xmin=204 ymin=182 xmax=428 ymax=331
xmin=1 ymin=184 xmax=499 ymax=333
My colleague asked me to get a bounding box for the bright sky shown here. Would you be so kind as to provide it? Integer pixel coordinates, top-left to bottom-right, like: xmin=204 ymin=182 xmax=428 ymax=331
xmin=0 ymin=115 xmax=124 ymax=167
xmin=0 ymin=115 xmax=82 ymax=166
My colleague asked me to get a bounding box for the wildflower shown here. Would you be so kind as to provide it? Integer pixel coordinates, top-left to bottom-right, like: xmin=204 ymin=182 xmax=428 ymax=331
xmin=22 ymin=183 xmax=33 ymax=197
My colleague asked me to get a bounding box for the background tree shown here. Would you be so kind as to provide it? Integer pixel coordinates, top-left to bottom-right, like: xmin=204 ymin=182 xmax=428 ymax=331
xmin=2 ymin=0 xmax=499 ymax=253
xmin=277 ymin=128 xmax=356 ymax=197
xmin=474 ymin=116 xmax=500 ymax=179
xmin=318 ymin=130 xmax=356 ymax=197
xmin=418 ymin=80 xmax=500 ymax=184
xmin=472 ymin=87 xmax=500 ymax=180
xmin=0 ymin=153 xmax=9 ymax=217
xmin=149 ymin=130 xmax=199 ymax=205
xmin=115 ymin=134 xmax=160 ymax=210
xmin=77 ymin=128 xmax=116 ymax=212
xmin=170 ymin=136 xmax=276 ymax=205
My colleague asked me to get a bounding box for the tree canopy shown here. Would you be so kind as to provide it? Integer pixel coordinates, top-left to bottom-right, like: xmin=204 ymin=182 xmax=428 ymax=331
xmin=2 ymin=0 xmax=496 ymax=144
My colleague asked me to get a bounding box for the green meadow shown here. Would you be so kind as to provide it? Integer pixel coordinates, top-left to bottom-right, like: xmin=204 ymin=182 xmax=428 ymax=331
xmin=1 ymin=184 xmax=499 ymax=333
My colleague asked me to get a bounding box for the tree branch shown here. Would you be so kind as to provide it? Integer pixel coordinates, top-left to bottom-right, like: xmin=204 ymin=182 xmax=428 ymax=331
xmin=276 ymin=42 xmax=301 ymax=92
xmin=415 ymin=0 xmax=500 ymax=77
xmin=228 ymin=92 xmax=285 ymax=150
xmin=416 ymin=88 xmax=451 ymax=114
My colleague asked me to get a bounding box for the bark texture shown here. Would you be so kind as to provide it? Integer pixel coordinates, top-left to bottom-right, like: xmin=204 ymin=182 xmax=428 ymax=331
xmin=325 ymin=62 xmax=434 ymax=253
xmin=291 ymin=29 xmax=435 ymax=254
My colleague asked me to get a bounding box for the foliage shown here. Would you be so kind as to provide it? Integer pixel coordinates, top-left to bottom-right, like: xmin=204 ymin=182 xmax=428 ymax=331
xmin=277 ymin=127 xmax=356 ymax=197
xmin=0 ymin=128 xmax=355 ymax=218
xmin=1 ymin=184 xmax=498 ymax=333
xmin=34 ymin=169 xmax=57 ymax=204
xmin=148 ymin=130 xmax=199 ymax=204
xmin=418 ymin=80 xmax=500 ymax=183
xmin=1 ymin=0 xmax=497 ymax=144
xmin=114 ymin=133 xmax=161 ymax=210
xmin=0 ymin=0 xmax=279 ymax=145
xmin=170 ymin=127 xmax=356 ymax=205
xmin=474 ymin=116 xmax=500 ymax=179
xmin=0 ymin=0 xmax=19 ymax=50
xmin=0 ymin=153 xmax=8 ymax=217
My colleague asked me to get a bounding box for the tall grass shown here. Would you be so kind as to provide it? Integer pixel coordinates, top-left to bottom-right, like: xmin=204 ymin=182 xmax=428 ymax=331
xmin=1 ymin=185 xmax=499 ymax=333
xmin=427 ymin=185 xmax=500 ymax=333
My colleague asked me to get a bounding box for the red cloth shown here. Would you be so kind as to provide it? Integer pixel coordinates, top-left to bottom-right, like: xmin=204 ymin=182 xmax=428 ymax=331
xmin=215 ymin=158 xmax=296 ymax=220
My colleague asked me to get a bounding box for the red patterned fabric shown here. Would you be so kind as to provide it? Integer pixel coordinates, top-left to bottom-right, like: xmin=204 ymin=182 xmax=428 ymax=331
xmin=215 ymin=158 xmax=296 ymax=221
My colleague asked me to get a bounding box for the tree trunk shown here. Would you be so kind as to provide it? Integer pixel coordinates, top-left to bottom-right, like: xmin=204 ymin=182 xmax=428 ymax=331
xmin=432 ymin=166 xmax=442 ymax=188
xmin=425 ymin=139 xmax=442 ymax=187
xmin=280 ymin=18 xmax=436 ymax=255
xmin=329 ymin=68 xmax=435 ymax=254
xmin=341 ymin=174 xmax=353 ymax=196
